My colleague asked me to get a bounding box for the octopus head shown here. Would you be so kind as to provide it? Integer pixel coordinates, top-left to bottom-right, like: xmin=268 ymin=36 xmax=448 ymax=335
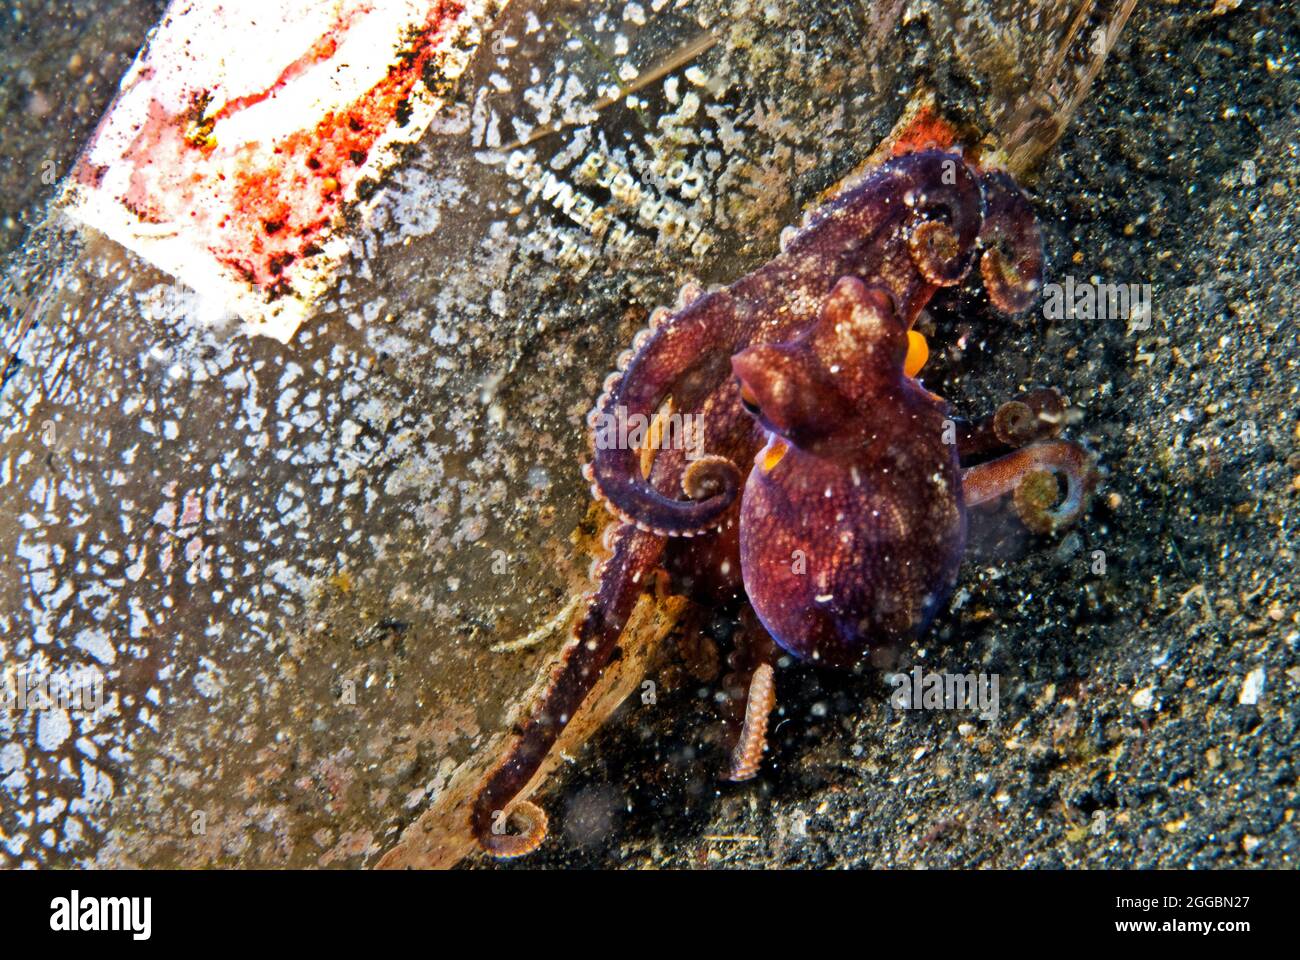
xmin=730 ymin=276 xmax=909 ymax=455
xmin=733 ymin=276 xmax=963 ymax=666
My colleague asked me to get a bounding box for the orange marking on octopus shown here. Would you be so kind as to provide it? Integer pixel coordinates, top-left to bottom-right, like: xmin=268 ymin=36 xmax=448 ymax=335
xmin=760 ymin=438 xmax=788 ymax=473
xmin=904 ymin=329 xmax=929 ymax=378
xmin=640 ymin=398 xmax=674 ymax=480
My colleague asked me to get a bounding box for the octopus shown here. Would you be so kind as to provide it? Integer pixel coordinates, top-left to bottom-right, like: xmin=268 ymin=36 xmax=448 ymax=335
xmin=469 ymin=143 xmax=1097 ymax=858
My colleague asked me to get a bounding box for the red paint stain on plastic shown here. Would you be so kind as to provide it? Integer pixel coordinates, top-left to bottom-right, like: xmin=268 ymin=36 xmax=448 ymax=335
xmin=76 ymin=1 xmax=465 ymax=298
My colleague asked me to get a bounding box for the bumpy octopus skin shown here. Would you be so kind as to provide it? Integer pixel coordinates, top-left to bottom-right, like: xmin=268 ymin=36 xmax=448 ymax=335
xmin=470 ymin=149 xmax=1094 ymax=857
xmin=583 ymin=150 xmax=1007 ymax=537
xmin=733 ymin=277 xmax=965 ymax=667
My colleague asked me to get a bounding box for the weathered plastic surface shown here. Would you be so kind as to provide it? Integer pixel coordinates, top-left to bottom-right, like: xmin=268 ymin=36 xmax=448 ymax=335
xmin=0 ymin=0 xmax=1136 ymax=867
xmin=63 ymin=0 xmax=504 ymax=340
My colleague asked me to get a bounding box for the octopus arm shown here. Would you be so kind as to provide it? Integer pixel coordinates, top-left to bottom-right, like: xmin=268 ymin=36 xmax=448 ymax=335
xmin=585 ymin=307 xmax=742 ymax=537
xmin=471 ymin=524 xmax=664 ymax=856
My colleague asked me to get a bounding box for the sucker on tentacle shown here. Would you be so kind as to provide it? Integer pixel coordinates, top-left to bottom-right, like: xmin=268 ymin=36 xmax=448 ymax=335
xmin=477 ymin=800 xmax=548 ymax=858
xmin=727 ymin=663 xmax=775 ymax=782
xmin=962 ymin=439 xmax=1098 ymax=533
xmin=976 ymin=170 xmax=1044 ymax=313
xmin=954 ymin=387 xmax=1067 ymax=460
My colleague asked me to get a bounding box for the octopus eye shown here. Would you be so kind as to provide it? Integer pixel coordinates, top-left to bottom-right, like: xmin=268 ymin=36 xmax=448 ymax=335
xmin=739 ymin=380 xmax=761 ymax=417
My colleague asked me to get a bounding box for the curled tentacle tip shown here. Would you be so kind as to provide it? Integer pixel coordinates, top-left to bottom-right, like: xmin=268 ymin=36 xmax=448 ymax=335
xmin=908 ymin=220 xmax=970 ymax=286
xmin=994 ymin=392 xmax=1068 ymax=447
xmin=993 ymin=400 xmax=1037 ymax=446
xmin=681 ymin=454 xmax=742 ymax=504
xmin=478 ymin=800 xmax=549 ymax=859
xmin=980 ymin=246 xmax=1041 ymax=315
xmin=1012 ymin=454 xmax=1098 ymax=534
xmin=1013 ymin=469 xmax=1062 ymax=533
